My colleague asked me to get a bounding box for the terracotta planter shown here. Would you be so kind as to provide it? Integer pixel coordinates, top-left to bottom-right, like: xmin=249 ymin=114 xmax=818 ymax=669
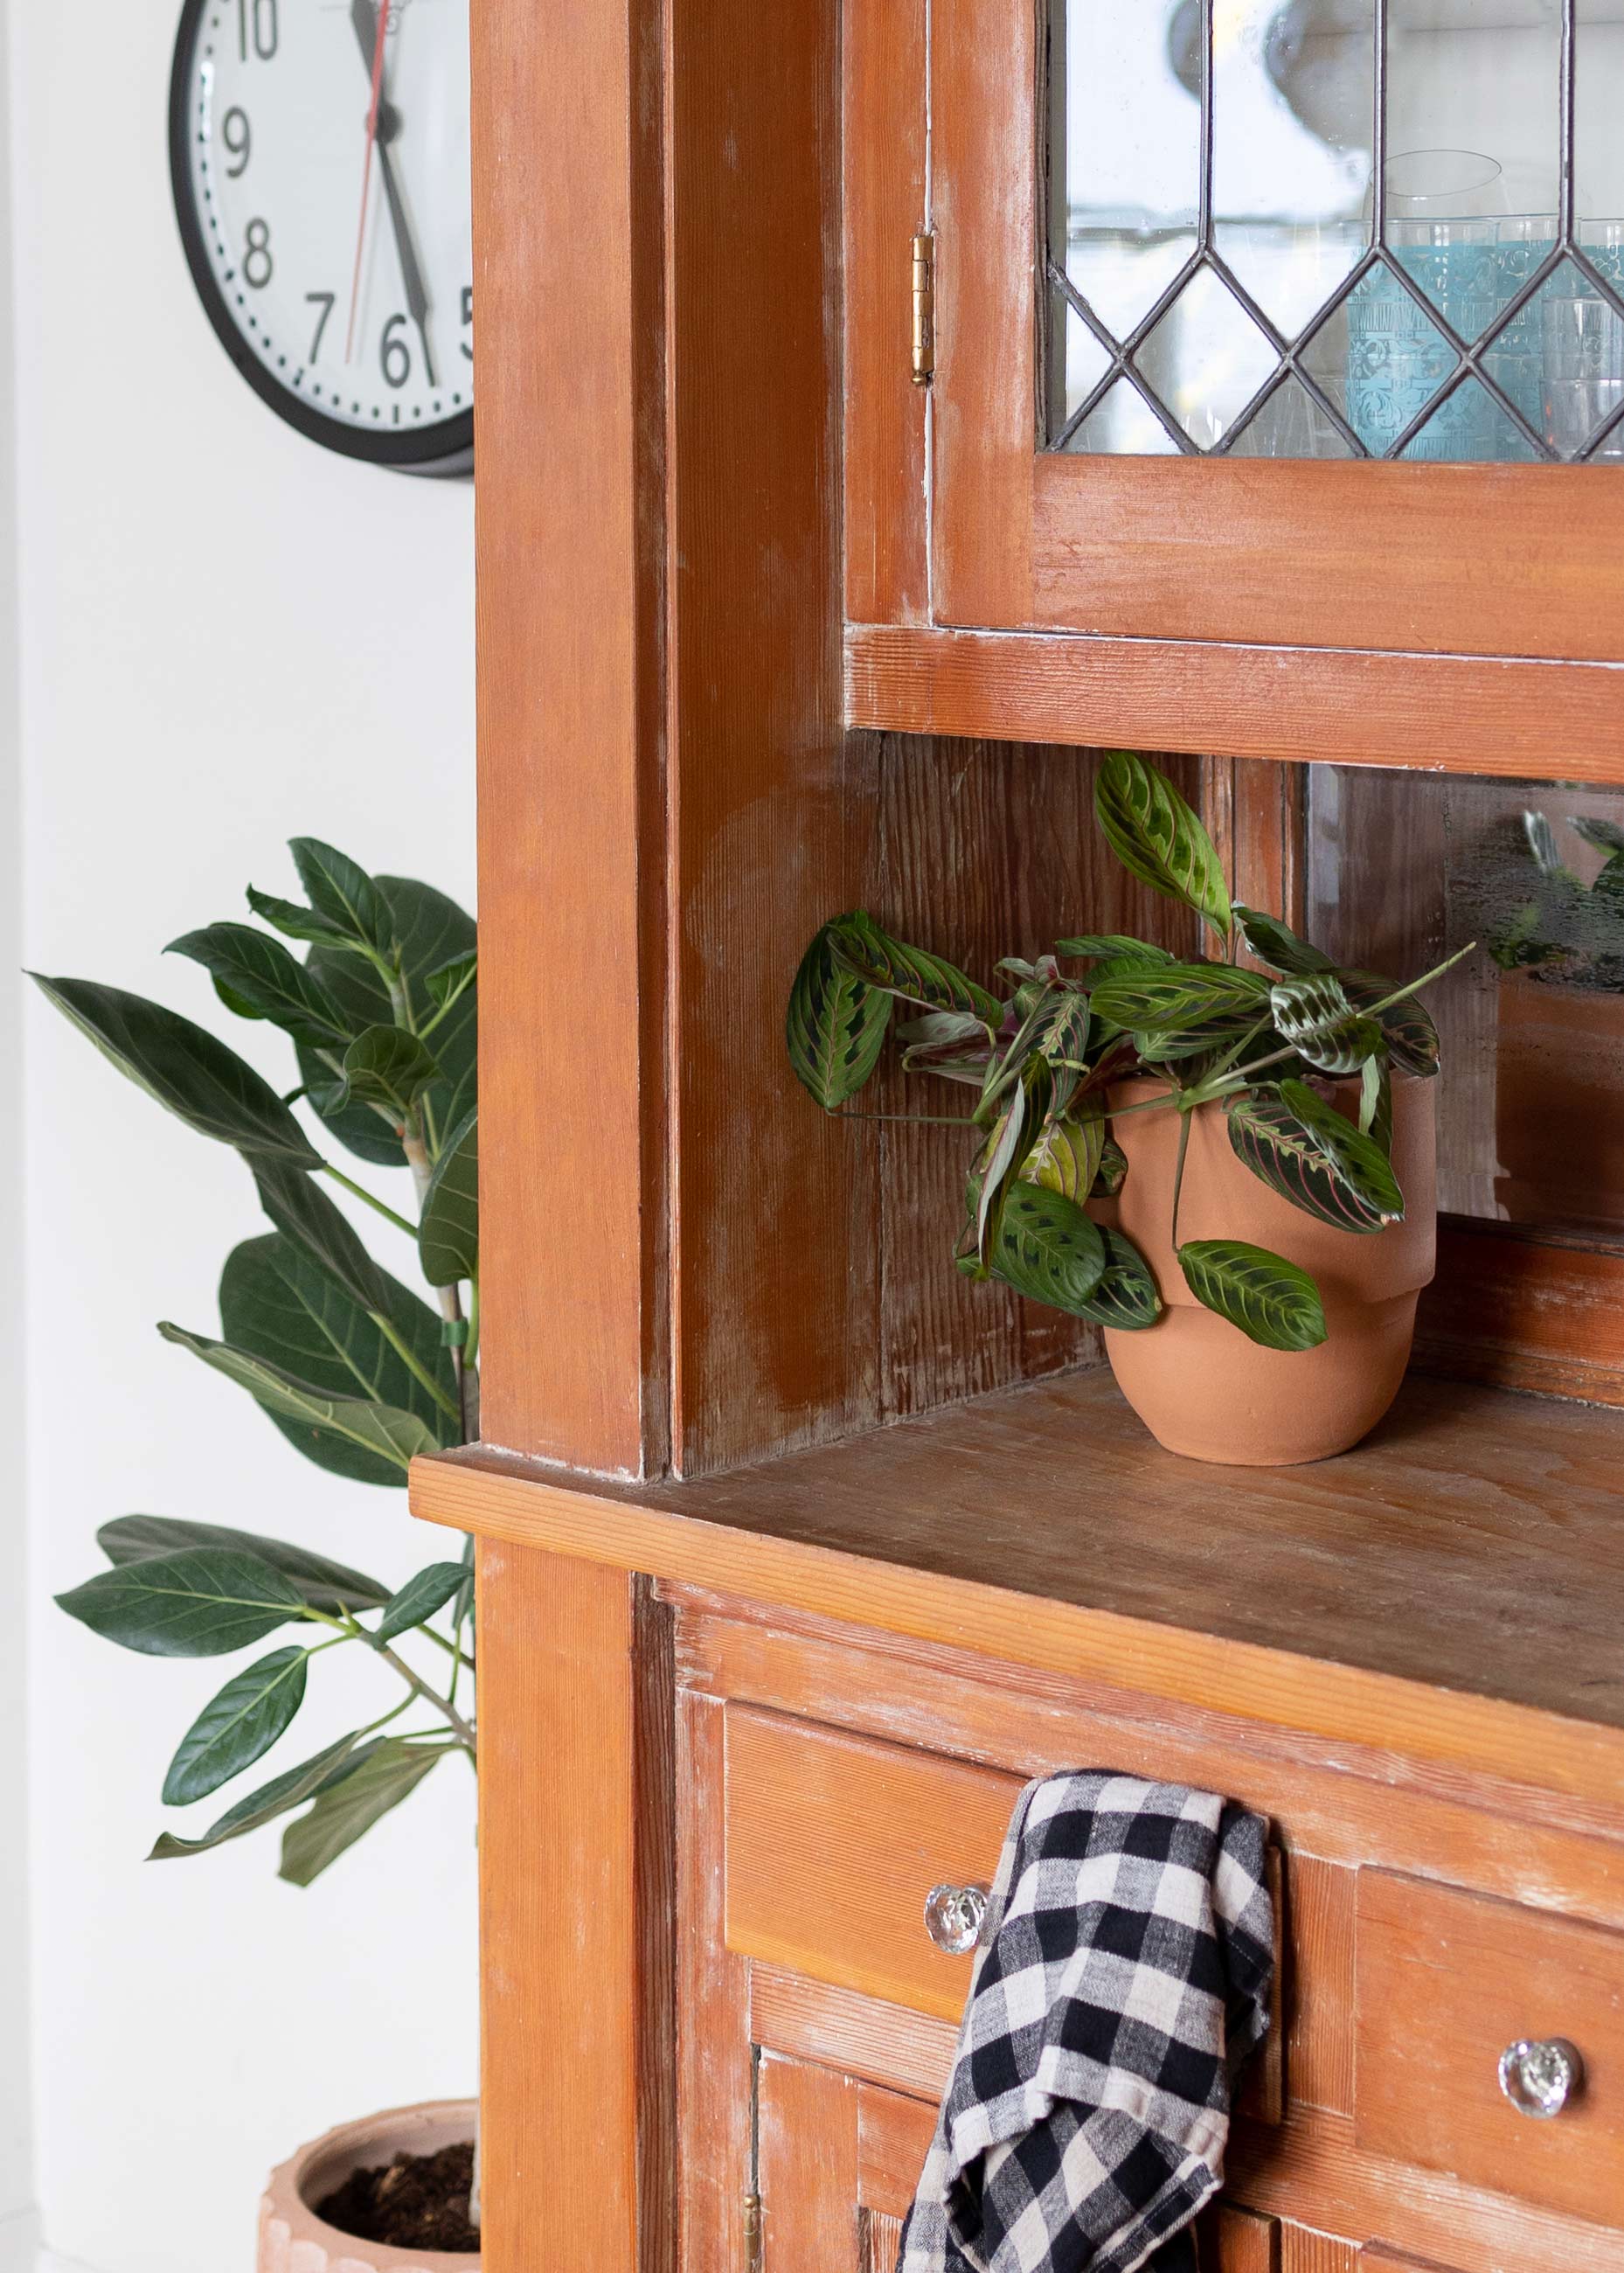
xmin=1096 ymin=1075 xmax=1436 ymax=1467
xmin=1495 ymin=972 xmax=1624 ymax=1234
xmin=258 ymin=2101 xmax=479 ymax=2273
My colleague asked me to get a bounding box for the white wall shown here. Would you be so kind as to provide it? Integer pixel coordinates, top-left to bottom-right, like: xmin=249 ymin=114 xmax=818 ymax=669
xmin=0 ymin=0 xmax=27 ymax=2256
xmin=10 ymin=1 xmax=478 ymax=2267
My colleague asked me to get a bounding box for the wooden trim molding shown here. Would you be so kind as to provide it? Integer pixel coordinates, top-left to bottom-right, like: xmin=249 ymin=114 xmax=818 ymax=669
xmin=845 ymin=624 xmax=1624 ymax=776
xmin=413 ymin=1364 xmax=1624 ymax=1814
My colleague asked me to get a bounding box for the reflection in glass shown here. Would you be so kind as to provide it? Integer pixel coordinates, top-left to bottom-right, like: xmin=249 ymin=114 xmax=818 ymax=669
xmin=1046 ymin=0 xmax=1624 ymax=462
xmin=1306 ymin=768 xmax=1624 ymax=1237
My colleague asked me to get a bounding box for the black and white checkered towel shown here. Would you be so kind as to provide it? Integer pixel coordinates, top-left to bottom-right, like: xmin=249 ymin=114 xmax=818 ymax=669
xmin=898 ymin=1772 xmax=1274 ymax=2273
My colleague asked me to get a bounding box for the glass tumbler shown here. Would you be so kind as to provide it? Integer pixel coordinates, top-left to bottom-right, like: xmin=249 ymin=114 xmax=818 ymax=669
xmin=1541 ymin=294 xmax=1624 ymax=458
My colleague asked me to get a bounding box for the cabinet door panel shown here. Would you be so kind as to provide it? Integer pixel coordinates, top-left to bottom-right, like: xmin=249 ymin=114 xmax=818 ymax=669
xmin=759 ymin=2053 xmax=861 ymax=2271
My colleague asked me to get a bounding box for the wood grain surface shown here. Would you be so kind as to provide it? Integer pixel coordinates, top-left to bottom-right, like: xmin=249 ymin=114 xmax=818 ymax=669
xmin=759 ymin=2054 xmax=861 ymax=2272
xmin=412 ymin=1366 xmax=1624 ymax=1806
xmin=475 ymin=1546 xmax=663 ymax=2271
xmin=845 ymin=625 xmax=1624 ymax=777
xmin=1356 ymin=1869 xmax=1624 ymax=2229
xmin=471 ymin=0 xmax=667 ymax=1471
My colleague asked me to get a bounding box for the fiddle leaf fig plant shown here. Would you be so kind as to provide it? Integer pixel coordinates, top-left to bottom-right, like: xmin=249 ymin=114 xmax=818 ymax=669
xmin=787 ymin=751 xmax=1470 ymax=1354
xmin=38 ymin=840 xmax=478 ymax=1881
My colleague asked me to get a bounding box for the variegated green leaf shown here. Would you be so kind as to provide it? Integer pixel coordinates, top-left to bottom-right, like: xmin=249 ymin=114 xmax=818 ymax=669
xmin=1089 ymin=963 xmax=1269 ymax=1033
xmin=1268 ymin=972 xmax=1383 ymax=1075
xmin=1093 ymin=752 xmax=1232 ymax=943
xmin=786 ymin=921 xmax=893 ymax=1110
xmin=1070 ymin=1223 xmax=1161 ymax=1329
xmin=1232 ymin=906 xmax=1334 ymax=976
xmin=1022 ymin=1099 xmax=1105 ymax=1201
xmin=1226 ymin=1088 xmax=1387 ymax=1234
xmin=1177 ymin=1239 xmax=1327 ymax=1351
xmin=1360 ymin=1053 xmax=1393 ymax=1154
xmin=989 ymin=1183 xmax=1107 ymax=1315
xmin=1092 ymin=1139 xmax=1128 ymax=1197
xmin=1056 ymin=935 xmax=1176 ymax=966
xmin=975 ymin=1061 xmax=1048 ymax=1257
xmin=1339 ymin=970 xmax=1440 ymax=1076
xmin=1278 ymin=1078 xmax=1405 ymax=1222
xmin=829 ymin=913 xmax=1002 ymax=1025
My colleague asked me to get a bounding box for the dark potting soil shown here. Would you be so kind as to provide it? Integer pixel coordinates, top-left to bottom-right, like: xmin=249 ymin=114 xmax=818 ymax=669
xmin=317 ymin=2140 xmax=481 ymax=2254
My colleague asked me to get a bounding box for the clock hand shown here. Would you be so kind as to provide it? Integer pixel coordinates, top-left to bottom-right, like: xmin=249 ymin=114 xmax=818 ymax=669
xmin=350 ymin=0 xmax=437 ymax=389
xmin=377 ymin=132 xmax=439 ymax=388
xmin=344 ymin=0 xmax=392 ymax=363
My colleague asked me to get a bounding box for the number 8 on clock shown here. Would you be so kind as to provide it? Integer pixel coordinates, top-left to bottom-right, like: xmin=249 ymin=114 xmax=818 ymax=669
xmin=170 ymin=0 xmax=474 ymax=472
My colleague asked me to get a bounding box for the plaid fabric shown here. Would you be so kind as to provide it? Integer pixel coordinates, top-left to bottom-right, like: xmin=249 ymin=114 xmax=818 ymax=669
xmin=898 ymin=1773 xmax=1274 ymax=2273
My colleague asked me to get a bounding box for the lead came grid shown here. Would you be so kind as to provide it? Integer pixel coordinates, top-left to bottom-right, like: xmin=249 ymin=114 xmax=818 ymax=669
xmin=1045 ymin=0 xmax=1624 ymax=462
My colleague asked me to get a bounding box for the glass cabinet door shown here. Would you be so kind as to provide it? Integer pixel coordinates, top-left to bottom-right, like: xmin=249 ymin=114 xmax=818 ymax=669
xmin=1049 ymin=1 xmax=1624 ymax=467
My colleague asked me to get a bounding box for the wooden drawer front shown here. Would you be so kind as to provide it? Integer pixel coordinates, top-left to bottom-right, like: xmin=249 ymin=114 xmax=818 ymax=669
xmin=725 ymin=1706 xmax=1022 ymax=2021
xmin=1356 ymin=1868 xmax=1624 ymax=2227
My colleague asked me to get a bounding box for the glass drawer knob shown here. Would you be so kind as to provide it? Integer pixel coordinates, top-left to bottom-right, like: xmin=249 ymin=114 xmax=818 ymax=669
xmin=924 ymin=1881 xmax=989 ymax=1956
xmin=1499 ymin=2037 xmax=1584 ymax=2118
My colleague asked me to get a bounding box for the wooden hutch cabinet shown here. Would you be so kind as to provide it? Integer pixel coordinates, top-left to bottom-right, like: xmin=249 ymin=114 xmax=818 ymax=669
xmin=419 ymin=0 xmax=1624 ymax=2266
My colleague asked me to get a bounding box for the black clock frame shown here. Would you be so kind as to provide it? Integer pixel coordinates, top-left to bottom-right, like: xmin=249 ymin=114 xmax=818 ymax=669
xmin=168 ymin=0 xmax=475 ymax=476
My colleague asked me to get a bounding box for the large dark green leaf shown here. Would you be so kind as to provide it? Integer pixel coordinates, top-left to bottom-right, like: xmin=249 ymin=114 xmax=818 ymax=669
xmin=280 ymin=1738 xmax=443 ymax=1886
xmin=1268 ymin=973 xmax=1383 ymax=1076
xmin=373 ymin=1562 xmax=468 ymax=1644
xmin=299 ymin=879 xmax=477 ymax=1165
xmin=1176 ymin=1238 xmax=1328 ymax=1351
xmin=30 ymin=976 xmax=320 ymax=1165
xmin=98 ymin=1516 xmax=390 ymax=1615
xmin=220 ymin=1234 xmax=457 ymax=1482
xmin=1226 ymin=1088 xmax=1388 ymax=1233
xmin=1056 ymin=935 xmax=1176 ymax=966
xmin=1094 ymin=753 xmax=1232 ymax=943
xmin=162 ymin=1645 xmax=309 ymax=1806
xmin=1070 ymin=1223 xmax=1162 ymax=1329
xmin=58 ymin=1547 xmax=308 ymax=1658
xmin=158 ymin=1323 xmax=441 ymax=1477
xmin=786 ymin=921 xmax=892 ymax=1111
xmin=989 ymin=1182 xmax=1107 ymax=1315
xmin=289 ymin=838 xmax=398 ymax=960
xmin=419 ymin=1109 xmax=478 ymax=1288
xmin=1089 ymin=963 xmax=1268 ymax=1033
xmin=246 ymin=889 xmax=364 ymax=952
xmin=1339 ymin=970 xmax=1440 ymax=1077
xmin=149 ymin=1732 xmax=377 ymax=1860
xmin=166 ymin=924 xmax=351 ymax=1048
xmin=829 ymin=912 xmax=1003 ymax=1025
xmin=252 ymin=1159 xmax=392 ymax=1315
xmin=1232 ymin=906 xmax=1334 ymax=976
xmin=333 ymin=1026 xmax=441 ymax=1117
xmin=426 ymin=949 xmax=476 ymax=1011
xmin=1277 ymin=1078 xmax=1405 ymax=1222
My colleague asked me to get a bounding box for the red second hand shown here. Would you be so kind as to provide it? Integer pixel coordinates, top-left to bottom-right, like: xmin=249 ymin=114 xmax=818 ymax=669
xmin=344 ymin=0 xmax=392 ymax=363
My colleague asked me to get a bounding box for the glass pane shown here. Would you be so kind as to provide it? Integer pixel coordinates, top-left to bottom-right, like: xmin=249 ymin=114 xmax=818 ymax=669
xmin=1053 ymin=7 xmax=1200 ymax=340
xmin=1058 ymin=374 xmax=1185 ymax=454
xmin=1046 ymin=0 xmax=1624 ymax=462
xmin=1051 ymin=282 xmax=1115 ymax=433
xmin=1306 ymin=767 xmax=1624 ymax=1237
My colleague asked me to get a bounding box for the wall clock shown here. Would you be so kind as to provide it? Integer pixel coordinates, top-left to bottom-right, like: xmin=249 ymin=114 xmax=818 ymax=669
xmin=170 ymin=0 xmax=473 ymax=474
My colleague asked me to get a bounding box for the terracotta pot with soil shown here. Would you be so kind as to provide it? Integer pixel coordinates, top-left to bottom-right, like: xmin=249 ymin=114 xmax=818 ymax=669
xmin=259 ymin=2100 xmax=480 ymax=2273
xmin=1097 ymin=1075 xmax=1437 ymax=1467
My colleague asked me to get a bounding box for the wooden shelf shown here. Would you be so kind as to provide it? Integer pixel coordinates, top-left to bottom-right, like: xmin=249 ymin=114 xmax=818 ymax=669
xmin=413 ymin=1365 xmax=1624 ymax=1810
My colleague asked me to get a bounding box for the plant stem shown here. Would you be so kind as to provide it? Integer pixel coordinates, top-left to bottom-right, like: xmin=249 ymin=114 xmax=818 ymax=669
xmin=372 ymin=1312 xmax=462 ymax=1424
xmin=1170 ymin=1106 xmax=1192 ymax=1248
xmin=836 ymin=1109 xmax=981 ymax=1126
xmin=369 ymin=1633 xmax=477 ymax=1754
xmin=320 ymin=1162 xmax=418 ymax=1238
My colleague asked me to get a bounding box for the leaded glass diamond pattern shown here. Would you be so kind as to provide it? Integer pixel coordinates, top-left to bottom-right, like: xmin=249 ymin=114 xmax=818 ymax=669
xmin=1046 ymin=0 xmax=1624 ymax=463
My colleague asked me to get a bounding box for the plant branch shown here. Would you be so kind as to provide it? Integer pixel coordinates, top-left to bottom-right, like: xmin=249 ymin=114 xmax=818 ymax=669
xmin=1170 ymin=1105 xmax=1192 ymax=1247
xmin=367 ymin=1630 xmax=477 ymax=1753
xmin=319 ymin=1162 xmax=417 ymax=1238
xmin=836 ymin=1109 xmax=982 ymax=1126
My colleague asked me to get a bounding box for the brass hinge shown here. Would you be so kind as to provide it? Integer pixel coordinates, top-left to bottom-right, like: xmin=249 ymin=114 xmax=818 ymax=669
xmin=912 ymin=232 xmax=935 ymax=385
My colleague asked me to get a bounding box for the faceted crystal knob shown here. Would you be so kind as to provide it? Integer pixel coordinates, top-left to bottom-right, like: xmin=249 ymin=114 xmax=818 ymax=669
xmin=1498 ymin=2037 xmax=1584 ymax=2118
xmin=924 ymin=1881 xmax=989 ymax=1956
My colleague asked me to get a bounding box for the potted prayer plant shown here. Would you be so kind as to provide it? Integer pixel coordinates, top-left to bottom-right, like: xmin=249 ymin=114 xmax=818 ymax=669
xmin=38 ymin=840 xmax=482 ymax=2269
xmin=1487 ymin=808 xmax=1624 ymax=1233
xmin=786 ymin=753 xmax=1471 ymax=1465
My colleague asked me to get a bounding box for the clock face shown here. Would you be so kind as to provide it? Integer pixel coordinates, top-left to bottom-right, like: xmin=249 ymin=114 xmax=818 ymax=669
xmin=170 ymin=0 xmax=474 ymax=472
